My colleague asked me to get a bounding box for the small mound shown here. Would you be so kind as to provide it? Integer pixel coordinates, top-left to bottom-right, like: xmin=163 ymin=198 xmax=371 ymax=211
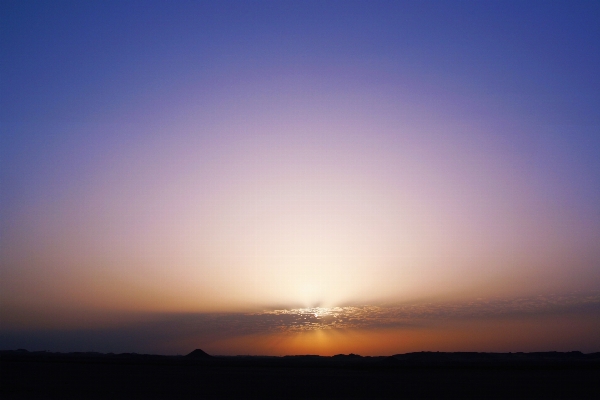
xmin=186 ymin=349 xmax=212 ymax=358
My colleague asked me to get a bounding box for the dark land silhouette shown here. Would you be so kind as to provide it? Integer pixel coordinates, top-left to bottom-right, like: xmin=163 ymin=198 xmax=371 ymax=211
xmin=2 ymin=349 xmax=599 ymax=399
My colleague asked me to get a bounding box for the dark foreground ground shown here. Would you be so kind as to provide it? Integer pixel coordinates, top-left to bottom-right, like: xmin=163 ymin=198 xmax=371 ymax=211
xmin=2 ymin=350 xmax=599 ymax=399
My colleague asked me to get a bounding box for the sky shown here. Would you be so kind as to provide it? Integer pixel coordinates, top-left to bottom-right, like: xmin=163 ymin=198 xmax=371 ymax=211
xmin=1 ymin=0 xmax=599 ymax=355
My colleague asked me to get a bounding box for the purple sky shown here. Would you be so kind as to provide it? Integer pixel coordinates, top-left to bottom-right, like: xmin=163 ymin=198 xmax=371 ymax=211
xmin=1 ymin=1 xmax=599 ymax=355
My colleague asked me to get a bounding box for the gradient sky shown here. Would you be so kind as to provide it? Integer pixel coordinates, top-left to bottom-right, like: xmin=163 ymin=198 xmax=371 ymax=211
xmin=1 ymin=0 xmax=600 ymax=355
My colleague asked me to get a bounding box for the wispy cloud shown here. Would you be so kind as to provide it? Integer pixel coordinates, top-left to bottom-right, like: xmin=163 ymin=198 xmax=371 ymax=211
xmin=3 ymin=292 xmax=598 ymax=354
xmin=245 ymin=291 xmax=600 ymax=333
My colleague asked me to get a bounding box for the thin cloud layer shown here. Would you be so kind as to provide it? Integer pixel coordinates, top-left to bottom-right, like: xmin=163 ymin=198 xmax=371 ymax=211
xmin=3 ymin=292 xmax=598 ymax=354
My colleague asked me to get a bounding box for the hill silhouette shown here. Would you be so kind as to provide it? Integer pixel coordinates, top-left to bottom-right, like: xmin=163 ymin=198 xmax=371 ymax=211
xmin=185 ymin=348 xmax=211 ymax=358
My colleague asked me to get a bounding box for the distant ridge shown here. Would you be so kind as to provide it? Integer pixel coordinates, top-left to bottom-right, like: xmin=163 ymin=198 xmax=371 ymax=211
xmin=332 ymin=353 xmax=361 ymax=358
xmin=185 ymin=349 xmax=212 ymax=358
